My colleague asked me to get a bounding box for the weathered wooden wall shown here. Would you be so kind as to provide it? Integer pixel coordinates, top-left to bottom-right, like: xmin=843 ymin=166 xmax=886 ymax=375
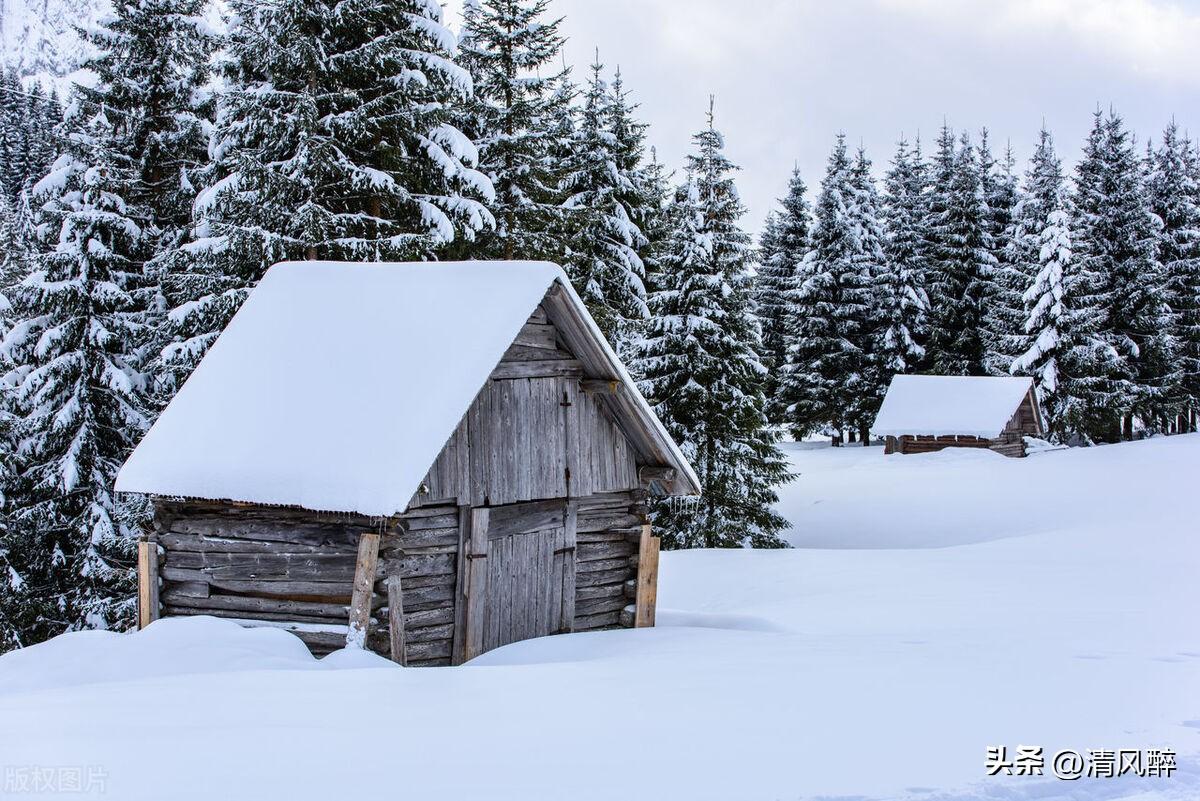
xmin=414 ymin=305 xmax=639 ymax=508
xmin=151 ymin=489 xmax=647 ymax=664
xmin=885 ymin=433 xmax=1027 ymax=458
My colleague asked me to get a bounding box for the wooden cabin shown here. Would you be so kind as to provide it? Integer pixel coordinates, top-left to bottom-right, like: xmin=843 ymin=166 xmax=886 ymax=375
xmin=873 ymin=375 xmax=1045 ymax=458
xmin=116 ymin=261 xmax=700 ymax=665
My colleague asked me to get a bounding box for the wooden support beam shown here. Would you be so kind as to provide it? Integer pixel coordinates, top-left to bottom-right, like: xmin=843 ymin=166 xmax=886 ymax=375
xmin=387 ymin=575 xmax=407 ymax=666
xmin=634 ymin=524 xmax=660 ymax=628
xmin=579 ymin=378 xmax=619 ymax=395
xmin=137 ymin=539 xmax=160 ymax=630
xmin=638 ymin=466 xmax=676 ymax=488
xmin=345 ymin=531 xmax=381 ymax=649
xmin=462 ymin=507 xmax=490 ymax=662
xmin=451 ymin=506 xmax=470 ymax=665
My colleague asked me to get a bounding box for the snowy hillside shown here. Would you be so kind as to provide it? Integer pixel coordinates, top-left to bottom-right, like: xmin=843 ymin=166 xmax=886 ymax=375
xmin=0 ymin=436 xmax=1197 ymax=800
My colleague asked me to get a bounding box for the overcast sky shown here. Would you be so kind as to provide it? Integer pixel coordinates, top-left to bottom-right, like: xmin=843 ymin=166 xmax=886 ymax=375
xmin=443 ymin=0 xmax=1200 ymax=237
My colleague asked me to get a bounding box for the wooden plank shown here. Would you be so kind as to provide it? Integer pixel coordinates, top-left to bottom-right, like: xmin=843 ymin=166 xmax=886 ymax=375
xmin=387 ymin=575 xmax=407 ymax=666
xmin=634 ymin=524 xmax=660 ymax=628
xmin=561 ymin=501 xmax=577 ymax=633
xmin=137 ymin=540 xmax=160 ymax=630
xmin=451 ymin=505 xmax=470 ymax=665
xmin=580 ymin=378 xmax=619 ymax=395
xmin=490 ymin=360 xmax=584 ymax=380
xmin=161 ymin=591 xmax=357 ymax=618
xmin=564 ymin=377 xmax=581 ymax=497
xmin=163 ymin=552 xmax=358 ymax=582
xmin=513 ymin=322 xmax=558 ymax=349
xmin=345 ymin=531 xmax=381 ymax=649
xmin=488 ymin=498 xmax=567 ymax=538
xmin=463 ymin=507 xmax=490 ymax=661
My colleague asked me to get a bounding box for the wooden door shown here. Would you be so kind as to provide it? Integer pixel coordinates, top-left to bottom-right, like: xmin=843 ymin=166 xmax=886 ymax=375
xmin=456 ymin=504 xmax=577 ymax=663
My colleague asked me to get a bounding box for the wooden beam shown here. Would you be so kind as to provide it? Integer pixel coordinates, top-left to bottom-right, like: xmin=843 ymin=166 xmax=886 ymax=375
xmin=387 ymin=575 xmax=407 ymax=666
xmin=638 ymin=466 xmax=676 ymax=485
xmin=580 ymin=378 xmax=619 ymax=395
xmin=462 ymin=507 xmax=490 ymax=662
xmin=634 ymin=524 xmax=660 ymax=628
xmin=345 ymin=531 xmax=381 ymax=649
xmin=560 ymin=501 xmax=577 ymax=633
xmin=489 ymin=360 xmax=584 ymax=380
xmin=451 ymin=506 xmax=470 ymax=665
xmin=137 ymin=539 xmax=160 ymax=630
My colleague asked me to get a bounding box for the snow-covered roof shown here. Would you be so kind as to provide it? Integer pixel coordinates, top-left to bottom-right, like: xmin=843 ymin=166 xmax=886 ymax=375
xmin=116 ymin=260 xmax=698 ymax=516
xmin=871 ymin=374 xmax=1036 ymax=439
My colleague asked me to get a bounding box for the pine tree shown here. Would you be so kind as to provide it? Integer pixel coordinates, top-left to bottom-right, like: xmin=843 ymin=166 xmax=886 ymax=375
xmin=1072 ymin=110 xmax=1173 ymax=438
xmin=980 ymin=134 xmax=1024 ymax=376
xmin=778 ymin=134 xmax=872 ymax=441
xmin=1059 ymin=111 xmax=1122 ymax=441
xmin=879 ymin=135 xmax=929 ymax=375
xmin=560 ymin=57 xmax=648 ymax=343
xmin=1009 ymin=127 xmax=1075 ymax=437
xmin=158 ymin=0 xmax=494 ymax=391
xmin=454 ymin=0 xmax=569 ymax=260
xmin=631 ymin=103 xmax=789 ymax=549
xmin=756 ymin=167 xmax=809 ymax=423
xmin=0 ymin=107 xmax=148 ymax=642
xmin=78 ymin=0 xmax=216 ymax=255
xmin=847 ymin=144 xmax=889 ymax=440
xmin=1145 ymin=121 xmax=1200 ymax=431
xmin=924 ymin=128 xmax=994 ymax=375
xmin=1 ymin=69 xmax=30 ymax=198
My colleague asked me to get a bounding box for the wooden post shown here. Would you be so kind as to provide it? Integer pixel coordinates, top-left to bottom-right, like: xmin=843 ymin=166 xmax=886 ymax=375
xmin=634 ymin=524 xmax=660 ymax=628
xmin=462 ymin=507 xmax=490 ymax=662
xmin=345 ymin=531 xmax=381 ymax=649
xmin=137 ymin=539 xmax=160 ymax=630
xmin=386 ymin=575 xmax=407 ymax=666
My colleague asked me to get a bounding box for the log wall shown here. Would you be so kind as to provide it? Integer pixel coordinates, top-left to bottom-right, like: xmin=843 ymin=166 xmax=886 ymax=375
xmin=151 ymin=489 xmax=646 ymax=664
xmin=886 ymin=433 xmax=1027 ymax=458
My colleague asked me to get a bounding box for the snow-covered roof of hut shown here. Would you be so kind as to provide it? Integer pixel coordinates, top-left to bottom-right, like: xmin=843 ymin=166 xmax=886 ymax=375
xmin=871 ymin=374 xmax=1037 ymax=439
xmin=116 ymin=260 xmax=699 ymax=516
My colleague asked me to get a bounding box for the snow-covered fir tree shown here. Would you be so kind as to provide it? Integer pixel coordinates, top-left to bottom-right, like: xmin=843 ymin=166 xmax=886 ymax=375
xmin=0 ymin=106 xmax=148 ymax=644
xmin=157 ymin=0 xmax=494 ymax=391
xmin=0 ymin=190 xmax=30 ymax=295
xmin=879 ymin=135 xmax=929 ymax=375
xmin=756 ymin=167 xmax=809 ymax=423
xmin=560 ymin=57 xmax=648 ymax=343
xmin=1 ymin=72 xmax=59 ymax=200
xmin=69 ymin=0 xmax=216 ymax=402
xmin=1145 ymin=121 xmax=1200 ymax=431
xmin=778 ymin=134 xmax=873 ymax=442
xmin=1072 ymin=110 xmax=1173 ymax=438
xmin=980 ymin=134 xmax=1023 ymax=376
xmin=78 ymin=0 xmax=216 ymax=261
xmin=1008 ymin=127 xmax=1075 ymax=437
xmin=847 ymin=144 xmax=890 ymax=441
xmin=631 ymin=103 xmax=789 ymax=549
xmin=454 ymin=0 xmax=569 ymax=260
xmin=924 ymin=127 xmax=994 ymax=375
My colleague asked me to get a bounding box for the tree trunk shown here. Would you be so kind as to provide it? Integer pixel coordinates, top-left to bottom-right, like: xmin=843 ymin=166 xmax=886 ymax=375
xmin=847 ymin=429 xmax=857 ymax=443
xmin=1121 ymin=413 xmax=1134 ymax=441
xmin=860 ymin=424 xmax=870 ymax=445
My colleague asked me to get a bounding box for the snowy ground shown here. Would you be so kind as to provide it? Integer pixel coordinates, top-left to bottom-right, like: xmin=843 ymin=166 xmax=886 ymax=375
xmin=0 ymin=436 xmax=1197 ymax=800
